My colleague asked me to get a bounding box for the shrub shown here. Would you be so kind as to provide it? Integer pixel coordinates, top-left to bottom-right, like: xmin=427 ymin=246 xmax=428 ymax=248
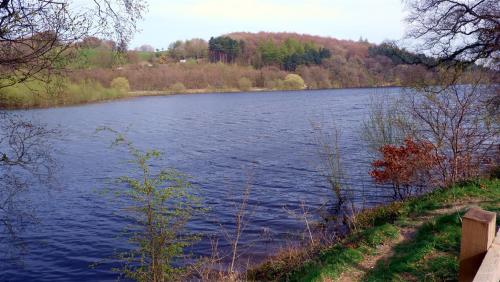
xmin=370 ymin=137 xmax=441 ymax=199
xmin=265 ymin=79 xmax=285 ymax=90
xmin=283 ymin=74 xmax=305 ymax=90
xmin=101 ymin=131 xmax=202 ymax=281
xmin=110 ymin=77 xmax=130 ymax=93
xmin=169 ymin=82 xmax=187 ymax=93
xmin=238 ymin=77 xmax=252 ymax=91
xmin=263 ymin=79 xmax=277 ymax=90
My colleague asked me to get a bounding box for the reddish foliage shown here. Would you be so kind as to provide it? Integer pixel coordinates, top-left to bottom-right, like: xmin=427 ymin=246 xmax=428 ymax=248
xmin=370 ymin=138 xmax=440 ymax=199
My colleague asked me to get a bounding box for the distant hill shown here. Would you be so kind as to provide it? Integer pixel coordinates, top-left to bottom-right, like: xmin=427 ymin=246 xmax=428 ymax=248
xmin=69 ymin=32 xmax=434 ymax=91
xmin=3 ymin=32 xmax=490 ymax=109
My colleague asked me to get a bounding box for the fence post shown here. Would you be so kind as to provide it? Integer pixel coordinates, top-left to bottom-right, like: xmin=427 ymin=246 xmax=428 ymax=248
xmin=459 ymin=207 xmax=496 ymax=282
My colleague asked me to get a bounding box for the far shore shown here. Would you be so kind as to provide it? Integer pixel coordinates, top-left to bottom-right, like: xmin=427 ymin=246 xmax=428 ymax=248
xmin=129 ymin=84 xmax=400 ymax=98
xmin=1 ymin=84 xmax=400 ymax=110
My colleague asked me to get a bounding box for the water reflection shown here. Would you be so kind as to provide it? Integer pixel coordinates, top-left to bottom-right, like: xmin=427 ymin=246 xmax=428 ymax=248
xmin=0 ymin=112 xmax=58 ymax=264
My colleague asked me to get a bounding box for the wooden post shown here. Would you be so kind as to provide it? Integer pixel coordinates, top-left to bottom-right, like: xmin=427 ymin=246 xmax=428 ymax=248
xmin=459 ymin=207 xmax=496 ymax=282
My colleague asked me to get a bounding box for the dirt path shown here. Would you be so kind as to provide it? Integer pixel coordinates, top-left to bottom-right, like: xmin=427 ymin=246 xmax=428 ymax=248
xmin=335 ymin=201 xmax=484 ymax=282
xmin=336 ymin=227 xmax=416 ymax=282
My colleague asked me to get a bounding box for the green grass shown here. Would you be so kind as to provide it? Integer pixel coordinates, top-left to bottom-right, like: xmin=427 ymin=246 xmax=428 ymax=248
xmin=284 ymin=224 xmax=400 ymax=282
xmin=402 ymin=179 xmax=500 ymax=216
xmin=250 ymin=178 xmax=500 ymax=281
xmin=135 ymin=51 xmax=155 ymax=61
xmin=479 ymin=203 xmax=500 ymax=226
xmin=289 ymin=246 xmax=364 ymax=282
xmin=364 ymin=213 xmax=462 ymax=281
xmin=66 ymin=47 xmax=141 ymax=69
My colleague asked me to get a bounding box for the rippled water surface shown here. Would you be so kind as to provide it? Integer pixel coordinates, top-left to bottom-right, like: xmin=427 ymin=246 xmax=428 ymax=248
xmin=1 ymin=88 xmax=401 ymax=281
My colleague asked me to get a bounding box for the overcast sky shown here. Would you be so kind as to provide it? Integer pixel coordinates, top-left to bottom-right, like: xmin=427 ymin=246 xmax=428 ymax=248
xmin=130 ymin=0 xmax=406 ymax=49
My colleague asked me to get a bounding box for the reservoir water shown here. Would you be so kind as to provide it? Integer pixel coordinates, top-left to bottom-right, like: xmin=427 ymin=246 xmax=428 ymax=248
xmin=0 ymin=88 xmax=400 ymax=281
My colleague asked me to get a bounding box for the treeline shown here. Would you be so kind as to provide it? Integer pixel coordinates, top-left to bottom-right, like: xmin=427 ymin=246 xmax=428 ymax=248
xmin=206 ymin=36 xmax=331 ymax=71
xmin=368 ymin=42 xmax=436 ymax=66
xmin=168 ymin=38 xmax=208 ymax=60
xmin=208 ymin=36 xmax=242 ymax=63
xmin=257 ymin=39 xmax=331 ymax=71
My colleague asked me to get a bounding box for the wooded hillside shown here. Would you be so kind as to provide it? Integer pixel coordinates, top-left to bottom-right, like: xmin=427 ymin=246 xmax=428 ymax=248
xmin=66 ymin=32 xmax=436 ymax=91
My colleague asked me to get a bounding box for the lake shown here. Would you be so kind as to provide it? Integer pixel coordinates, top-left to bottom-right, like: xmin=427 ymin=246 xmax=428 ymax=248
xmin=0 ymin=88 xmax=400 ymax=281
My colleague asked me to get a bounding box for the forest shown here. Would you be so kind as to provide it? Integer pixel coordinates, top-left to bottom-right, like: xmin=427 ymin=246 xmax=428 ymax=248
xmin=87 ymin=32 xmax=436 ymax=90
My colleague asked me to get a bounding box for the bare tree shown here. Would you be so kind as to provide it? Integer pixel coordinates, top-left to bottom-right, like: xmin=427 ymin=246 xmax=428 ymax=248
xmin=192 ymin=177 xmax=260 ymax=281
xmin=0 ymin=0 xmax=146 ymax=88
xmin=395 ymin=0 xmax=499 ymax=186
xmin=361 ymin=94 xmax=412 ymax=154
xmin=404 ymin=0 xmax=499 ymax=68
xmin=312 ymin=122 xmax=350 ymax=208
xmin=402 ymin=70 xmax=499 ymax=185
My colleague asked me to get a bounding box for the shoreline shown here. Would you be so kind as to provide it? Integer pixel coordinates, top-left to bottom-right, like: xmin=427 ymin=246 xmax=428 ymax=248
xmin=130 ymin=84 xmax=400 ymax=97
xmin=1 ymin=84 xmax=401 ymax=110
xmin=247 ymin=178 xmax=499 ymax=281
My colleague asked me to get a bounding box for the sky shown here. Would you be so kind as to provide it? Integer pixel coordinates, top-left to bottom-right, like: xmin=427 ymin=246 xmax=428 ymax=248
xmin=130 ymin=0 xmax=406 ymax=49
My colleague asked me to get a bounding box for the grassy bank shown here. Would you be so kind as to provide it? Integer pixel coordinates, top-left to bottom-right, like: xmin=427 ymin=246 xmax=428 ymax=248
xmin=0 ymin=85 xmax=275 ymax=109
xmin=0 ymin=79 xmax=307 ymax=109
xmin=0 ymin=79 xmax=129 ymax=109
xmin=249 ymin=178 xmax=500 ymax=281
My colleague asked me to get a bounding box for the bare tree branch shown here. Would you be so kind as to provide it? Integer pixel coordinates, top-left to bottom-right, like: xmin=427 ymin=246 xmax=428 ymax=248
xmin=404 ymin=0 xmax=499 ymax=69
xmin=0 ymin=0 xmax=147 ymax=89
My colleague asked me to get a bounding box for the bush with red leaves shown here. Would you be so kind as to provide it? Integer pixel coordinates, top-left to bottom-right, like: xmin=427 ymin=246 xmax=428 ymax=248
xmin=370 ymin=138 xmax=441 ymax=199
